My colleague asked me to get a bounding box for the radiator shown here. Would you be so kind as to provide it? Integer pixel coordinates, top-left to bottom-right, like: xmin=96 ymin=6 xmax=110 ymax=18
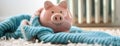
xmin=68 ymin=0 xmax=115 ymax=26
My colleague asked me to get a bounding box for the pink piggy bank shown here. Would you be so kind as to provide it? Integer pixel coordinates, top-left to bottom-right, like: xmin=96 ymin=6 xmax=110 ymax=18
xmin=37 ymin=1 xmax=72 ymax=32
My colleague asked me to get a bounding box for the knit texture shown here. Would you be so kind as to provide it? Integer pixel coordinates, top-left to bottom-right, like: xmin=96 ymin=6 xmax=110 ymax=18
xmin=0 ymin=14 xmax=120 ymax=46
xmin=0 ymin=14 xmax=30 ymax=38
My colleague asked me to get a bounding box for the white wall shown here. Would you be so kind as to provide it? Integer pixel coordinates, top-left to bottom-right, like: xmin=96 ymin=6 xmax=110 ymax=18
xmin=0 ymin=0 xmax=57 ymax=20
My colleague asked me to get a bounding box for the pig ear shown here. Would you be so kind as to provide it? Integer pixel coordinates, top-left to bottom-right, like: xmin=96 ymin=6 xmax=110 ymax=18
xmin=44 ymin=1 xmax=54 ymax=10
xmin=58 ymin=1 xmax=67 ymax=9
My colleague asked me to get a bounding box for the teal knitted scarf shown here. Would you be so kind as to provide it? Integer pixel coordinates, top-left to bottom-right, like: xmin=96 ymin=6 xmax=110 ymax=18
xmin=0 ymin=14 xmax=120 ymax=46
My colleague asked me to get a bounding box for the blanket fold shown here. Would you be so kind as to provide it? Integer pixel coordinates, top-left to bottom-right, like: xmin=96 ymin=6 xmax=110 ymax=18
xmin=0 ymin=14 xmax=120 ymax=46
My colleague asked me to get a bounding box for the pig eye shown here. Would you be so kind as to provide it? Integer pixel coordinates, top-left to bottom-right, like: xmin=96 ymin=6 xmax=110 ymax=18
xmin=60 ymin=11 xmax=62 ymax=13
xmin=51 ymin=11 xmax=54 ymax=13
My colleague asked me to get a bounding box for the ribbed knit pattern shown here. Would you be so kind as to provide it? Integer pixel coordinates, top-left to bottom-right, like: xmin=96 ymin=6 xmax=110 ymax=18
xmin=0 ymin=14 xmax=30 ymax=38
xmin=0 ymin=14 xmax=120 ymax=46
xmin=23 ymin=25 xmax=120 ymax=46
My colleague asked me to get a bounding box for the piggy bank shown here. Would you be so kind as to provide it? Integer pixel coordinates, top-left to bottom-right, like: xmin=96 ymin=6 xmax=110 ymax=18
xmin=37 ymin=1 xmax=72 ymax=32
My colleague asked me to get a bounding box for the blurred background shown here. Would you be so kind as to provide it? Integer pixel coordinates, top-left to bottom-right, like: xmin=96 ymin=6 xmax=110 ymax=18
xmin=0 ymin=0 xmax=120 ymax=27
xmin=0 ymin=0 xmax=57 ymax=20
xmin=0 ymin=1 xmax=120 ymax=46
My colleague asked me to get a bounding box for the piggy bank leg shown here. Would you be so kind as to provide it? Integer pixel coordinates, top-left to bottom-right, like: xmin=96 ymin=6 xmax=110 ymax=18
xmin=20 ymin=20 xmax=30 ymax=25
xmin=20 ymin=20 xmax=38 ymax=43
xmin=20 ymin=20 xmax=30 ymax=40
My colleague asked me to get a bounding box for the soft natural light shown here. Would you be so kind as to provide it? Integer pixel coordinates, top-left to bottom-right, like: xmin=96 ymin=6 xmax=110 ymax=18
xmin=0 ymin=0 xmax=57 ymax=20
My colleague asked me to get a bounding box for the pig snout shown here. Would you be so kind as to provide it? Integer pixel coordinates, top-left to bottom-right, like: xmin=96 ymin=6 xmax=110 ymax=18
xmin=51 ymin=13 xmax=64 ymax=23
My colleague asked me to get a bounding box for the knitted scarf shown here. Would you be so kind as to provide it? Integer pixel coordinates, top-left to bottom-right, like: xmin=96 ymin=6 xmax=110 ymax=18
xmin=0 ymin=14 xmax=120 ymax=46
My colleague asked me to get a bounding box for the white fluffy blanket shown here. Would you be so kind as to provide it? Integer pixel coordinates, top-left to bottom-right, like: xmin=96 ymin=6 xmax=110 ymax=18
xmin=0 ymin=29 xmax=120 ymax=46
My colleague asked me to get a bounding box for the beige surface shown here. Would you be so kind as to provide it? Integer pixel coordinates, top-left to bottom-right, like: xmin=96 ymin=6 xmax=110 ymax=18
xmin=80 ymin=27 xmax=120 ymax=31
